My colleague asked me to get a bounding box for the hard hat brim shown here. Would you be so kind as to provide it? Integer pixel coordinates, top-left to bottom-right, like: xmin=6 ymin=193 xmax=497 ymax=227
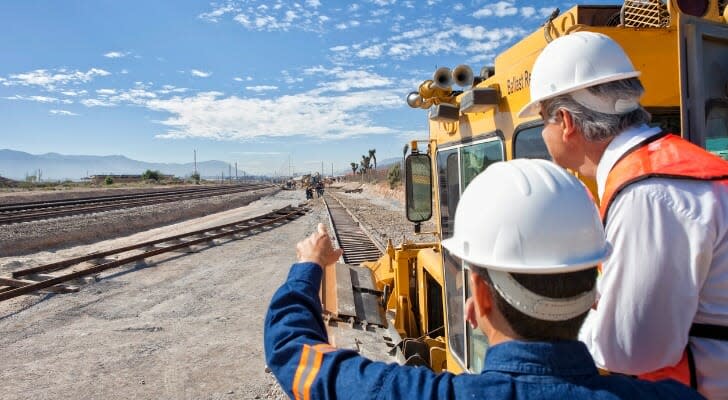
xmin=441 ymin=238 xmax=612 ymax=274
xmin=517 ymin=70 xmax=641 ymax=119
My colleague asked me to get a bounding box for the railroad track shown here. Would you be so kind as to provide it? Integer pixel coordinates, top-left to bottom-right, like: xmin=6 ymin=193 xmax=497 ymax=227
xmin=0 ymin=183 xmax=271 ymax=225
xmin=323 ymin=193 xmax=384 ymax=265
xmin=0 ymin=204 xmax=308 ymax=302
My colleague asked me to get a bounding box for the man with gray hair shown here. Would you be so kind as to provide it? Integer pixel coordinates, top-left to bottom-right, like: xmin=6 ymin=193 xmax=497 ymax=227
xmin=519 ymin=31 xmax=728 ymax=398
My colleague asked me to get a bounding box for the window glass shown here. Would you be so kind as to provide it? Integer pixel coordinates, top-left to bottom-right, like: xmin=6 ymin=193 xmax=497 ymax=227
xmin=460 ymin=140 xmax=504 ymax=191
xmin=466 ymin=269 xmax=489 ymax=373
xmin=513 ymin=125 xmax=551 ymax=160
xmin=437 ymin=149 xmax=459 ymax=239
xmin=649 ymin=110 xmax=681 ymax=136
xmin=443 ymin=251 xmax=465 ymax=365
xmin=706 ymin=101 xmax=728 ymax=160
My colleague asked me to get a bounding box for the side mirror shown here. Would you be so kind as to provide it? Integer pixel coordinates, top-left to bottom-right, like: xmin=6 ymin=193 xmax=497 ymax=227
xmin=405 ymin=153 xmax=433 ymax=223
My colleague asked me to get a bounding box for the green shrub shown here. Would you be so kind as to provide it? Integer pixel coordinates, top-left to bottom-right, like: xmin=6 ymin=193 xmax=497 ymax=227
xmin=387 ymin=164 xmax=401 ymax=189
xmin=104 ymin=176 xmax=114 ymax=185
xmin=142 ymin=169 xmax=162 ymax=181
xmin=190 ymin=172 xmax=201 ymax=184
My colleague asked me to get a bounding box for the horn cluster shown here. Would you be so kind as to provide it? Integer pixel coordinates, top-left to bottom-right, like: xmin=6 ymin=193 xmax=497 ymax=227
xmin=407 ymin=65 xmax=479 ymax=109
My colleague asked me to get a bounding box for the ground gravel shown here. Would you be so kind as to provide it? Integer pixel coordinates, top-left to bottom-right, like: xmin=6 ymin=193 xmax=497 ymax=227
xmin=0 ymin=186 xmax=278 ymax=257
xmin=0 ymin=183 xmax=433 ymax=399
xmin=328 ymin=183 xmax=437 ymax=249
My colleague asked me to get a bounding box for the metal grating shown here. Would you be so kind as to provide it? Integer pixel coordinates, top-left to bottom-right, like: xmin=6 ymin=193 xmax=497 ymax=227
xmin=621 ymin=0 xmax=670 ymax=28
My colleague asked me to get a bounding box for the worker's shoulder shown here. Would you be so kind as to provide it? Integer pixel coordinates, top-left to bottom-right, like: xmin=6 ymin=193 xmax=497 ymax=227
xmin=448 ymin=371 xmax=704 ymax=399
xmin=596 ymin=374 xmax=705 ymax=399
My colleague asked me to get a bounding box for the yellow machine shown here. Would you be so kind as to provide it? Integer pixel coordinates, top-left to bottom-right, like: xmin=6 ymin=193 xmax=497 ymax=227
xmin=329 ymin=0 xmax=728 ymax=374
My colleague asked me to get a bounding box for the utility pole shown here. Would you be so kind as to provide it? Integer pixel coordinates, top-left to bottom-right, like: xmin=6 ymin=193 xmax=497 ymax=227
xmin=288 ymin=155 xmax=292 ymax=178
xmin=321 ymin=161 xmax=324 ymax=178
xmin=235 ymin=162 xmax=238 ymax=182
xmin=331 ymin=163 xmax=333 ymax=179
xmin=229 ymin=164 xmax=232 ymax=183
xmin=194 ymin=149 xmax=197 ymax=175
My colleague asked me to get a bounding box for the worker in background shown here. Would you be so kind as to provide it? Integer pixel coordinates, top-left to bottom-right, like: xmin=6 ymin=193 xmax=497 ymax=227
xmin=518 ymin=31 xmax=728 ymax=398
xmin=264 ymin=159 xmax=702 ymax=399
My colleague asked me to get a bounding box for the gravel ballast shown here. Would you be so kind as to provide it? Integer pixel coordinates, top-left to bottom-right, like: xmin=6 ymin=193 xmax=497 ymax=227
xmin=0 ymin=187 xmax=279 ymax=257
xmin=0 ymin=184 xmax=437 ymax=399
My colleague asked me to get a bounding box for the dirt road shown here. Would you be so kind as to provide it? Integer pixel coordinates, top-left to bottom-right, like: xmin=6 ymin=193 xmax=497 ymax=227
xmin=0 ymin=190 xmax=325 ymax=399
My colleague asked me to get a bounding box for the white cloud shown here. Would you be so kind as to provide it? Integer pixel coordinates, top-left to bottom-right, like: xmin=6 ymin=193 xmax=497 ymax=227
xmin=50 ymin=109 xmax=79 ymax=116
xmin=148 ymin=89 xmax=401 ymax=141
xmin=474 ymin=1 xmax=518 ymax=18
xmin=121 ymin=69 xmax=129 ymax=74
xmin=191 ymin=69 xmax=212 ymax=78
xmin=145 ymin=66 xmax=404 ymax=142
xmin=97 ymin=88 xmax=117 ymax=95
xmin=335 ymin=23 xmax=348 ymax=29
xmin=246 ymin=85 xmax=278 ymax=92
xmin=520 ymin=7 xmax=536 ymax=18
xmin=224 ymin=2 xmax=332 ymax=32
xmin=330 ymin=45 xmax=348 ymax=52
xmin=371 ymin=8 xmax=389 ymax=17
xmin=357 ymin=44 xmax=384 ymax=58
xmin=539 ymin=7 xmax=556 ymax=17
xmin=61 ymin=89 xmax=87 ymax=96
xmin=104 ymin=51 xmax=128 ymax=58
xmin=4 ymin=68 xmax=111 ymax=90
xmin=371 ymin=0 xmax=396 ymax=5
xmin=285 ymin=10 xmax=298 ymax=21
xmin=199 ymin=4 xmax=238 ymax=22
xmin=4 ymin=95 xmax=60 ymax=103
xmin=81 ymin=99 xmax=115 ymax=107
xmin=231 ymin=151 xmax=285 ymax=155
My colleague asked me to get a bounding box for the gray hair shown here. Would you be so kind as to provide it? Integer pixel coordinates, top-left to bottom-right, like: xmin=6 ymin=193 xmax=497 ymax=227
xmin=541 ymin=78 xmax=651 ymax=142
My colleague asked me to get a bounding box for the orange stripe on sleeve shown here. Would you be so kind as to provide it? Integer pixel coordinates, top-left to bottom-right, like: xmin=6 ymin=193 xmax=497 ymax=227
xmin=292 ymin=345 xmax=311 ymax=400
xmin=303 ymin=348 xmax=326 ymax=400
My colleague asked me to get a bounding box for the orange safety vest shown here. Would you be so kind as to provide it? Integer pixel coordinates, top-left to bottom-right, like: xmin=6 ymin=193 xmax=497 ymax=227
xmin=599 ymin=133 xmax=728 ymax=389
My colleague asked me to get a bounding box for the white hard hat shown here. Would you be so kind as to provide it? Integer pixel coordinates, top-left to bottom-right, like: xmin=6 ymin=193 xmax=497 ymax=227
xmin=441 ymin=159 xmax=611 ymax=274
xmin=518 ymin=31 xmax=641 ymax=118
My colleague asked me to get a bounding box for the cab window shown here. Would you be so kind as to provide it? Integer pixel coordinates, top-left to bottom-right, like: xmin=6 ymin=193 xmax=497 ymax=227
xmin=460 ymin=140 xmax=504 ymax=190
xmin=513 ymin=124 xmax=551 ymax=160
xmin=706 ymin=100 xmax=728 ymax=160
xmin=440 ymin=136 xmax=503 ymax=372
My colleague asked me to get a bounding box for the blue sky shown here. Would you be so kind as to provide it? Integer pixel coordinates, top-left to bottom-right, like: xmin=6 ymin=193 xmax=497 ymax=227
xmin=0 ymin=0 xmax=612 ymax=177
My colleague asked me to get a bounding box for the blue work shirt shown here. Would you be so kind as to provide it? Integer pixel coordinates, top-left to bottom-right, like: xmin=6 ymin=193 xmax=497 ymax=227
xmin=264 ymin=262 xmax=704 ymax=400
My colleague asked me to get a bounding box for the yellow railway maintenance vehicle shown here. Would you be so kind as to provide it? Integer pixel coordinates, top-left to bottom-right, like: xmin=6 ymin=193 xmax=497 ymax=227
xmin=324 ymin=0 xmax=728 ymax=374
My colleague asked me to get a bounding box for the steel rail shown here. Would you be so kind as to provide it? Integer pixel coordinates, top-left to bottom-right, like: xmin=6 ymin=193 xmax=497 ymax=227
xmin=0 ymin=184 xmax=262 ymax=212
xmin=0 ymin=205 xmax=307 ymax=302
xmin=0 ymin=184 xmax=272 ymax=225
xmin=323 ymin=193 xmax=383 ymax=265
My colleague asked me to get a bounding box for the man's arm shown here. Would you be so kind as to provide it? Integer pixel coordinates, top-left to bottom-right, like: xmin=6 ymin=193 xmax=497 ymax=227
xmin=264 ymin=224 xmax=455 ymax=399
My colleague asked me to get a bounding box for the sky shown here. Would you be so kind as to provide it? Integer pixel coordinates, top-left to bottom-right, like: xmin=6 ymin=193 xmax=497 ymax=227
xmin=0 ymin=0 xmax=614 ymax=177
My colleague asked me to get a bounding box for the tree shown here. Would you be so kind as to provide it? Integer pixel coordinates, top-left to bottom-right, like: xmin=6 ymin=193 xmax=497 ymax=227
xmin=104 ymin=176 xmax=114 ymax=185
xmin=368 ymin=148 xmax=377 ymax=171
xmin=387 ymin=163 xmax=401 ymax=189
xmin=360 ymin=155 xmax=372 ymax=182
xmin=142 ymin=169 xmax=162 ymax=181
xmin=360 ymin=155 xmax=371 ymax=172
xmin=350 ymin=162 xmax=358 ymax=176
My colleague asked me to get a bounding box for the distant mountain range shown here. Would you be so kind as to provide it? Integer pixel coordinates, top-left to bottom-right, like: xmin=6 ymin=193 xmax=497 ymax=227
xmin=0 ymin=149 xmax=238 ymax=181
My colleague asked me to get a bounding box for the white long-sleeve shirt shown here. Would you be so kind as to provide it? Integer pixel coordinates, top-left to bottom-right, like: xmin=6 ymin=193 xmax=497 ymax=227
xmin=579 ymin=124 xmax=728 ymax=399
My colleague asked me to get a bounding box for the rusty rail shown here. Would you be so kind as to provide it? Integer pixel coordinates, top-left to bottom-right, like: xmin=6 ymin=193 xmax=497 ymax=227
xmin=323 ymin=193 xmax=383 ymax=265
xmin=0 ymin=205 xmax=308 ymax=302
xmin=0 ymin=183 xmax=271 ymax=225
